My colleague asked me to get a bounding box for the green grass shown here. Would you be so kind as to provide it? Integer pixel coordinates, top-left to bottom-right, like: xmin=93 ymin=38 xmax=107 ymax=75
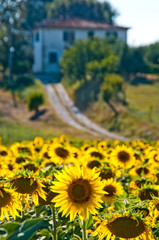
xmin=16 ymin=78 xmax=47 ymax=104
xmin=0 ymin=117 xmax=58 ymax=145
xmin=126 ymin=82 xmax=159 ymax=123
xmin=82 ymin=80 xmax=159 ymax=140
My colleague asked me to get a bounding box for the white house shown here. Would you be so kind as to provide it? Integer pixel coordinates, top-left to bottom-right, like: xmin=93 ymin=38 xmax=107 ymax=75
xmin=32 ymin=18 xmax=129 ymax=74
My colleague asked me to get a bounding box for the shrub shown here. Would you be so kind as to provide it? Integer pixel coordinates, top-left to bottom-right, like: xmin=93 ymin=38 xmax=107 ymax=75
xmin=13 ymin=61 xmax=31 ymax=75
xmin=15 ymin=74 xmax=34 ymax=89
xmin=27 ymin=92 xmax=45 ymax=113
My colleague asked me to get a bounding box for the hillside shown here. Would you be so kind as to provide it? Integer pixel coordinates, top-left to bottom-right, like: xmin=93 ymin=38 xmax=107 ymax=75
xmin=0 ymin=87 xmax=97 ymax=145
xmin=64 ymin=78 xmax=159 ymax=141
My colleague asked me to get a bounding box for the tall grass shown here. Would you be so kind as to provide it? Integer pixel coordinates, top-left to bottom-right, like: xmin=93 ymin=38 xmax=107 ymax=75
xmin=0 ymin=118 xmax=57 ymax=145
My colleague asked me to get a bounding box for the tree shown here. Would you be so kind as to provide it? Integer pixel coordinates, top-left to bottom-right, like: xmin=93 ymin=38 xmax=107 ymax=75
xmin=145 ymin=42 xmax=159 ymax=73
xmin=86 ymin=55 xmax=119 ymax=80
xmin=27 ymin=92 xmax=45 ymax=114
xmin=24 ymin=0 xmax=53 ymax=30
xmin=100 ymin=74 xmax=125 ymax=116
xmin=60 ymin=37 xmax=117 ymax=84
xmin=47 ymin=0 xmax=118 ymax=24
xmin=0 ymin=0 xmax=52 ymax=79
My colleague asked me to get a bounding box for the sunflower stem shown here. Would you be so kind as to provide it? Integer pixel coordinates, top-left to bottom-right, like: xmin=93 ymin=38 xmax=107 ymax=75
xmin=50 ymin=204 xmax=57 ymax=240
xmin=21 ymin=209 xmax=24 ymax=219
xmin=82 ymin=220 xmax=87 ymax=240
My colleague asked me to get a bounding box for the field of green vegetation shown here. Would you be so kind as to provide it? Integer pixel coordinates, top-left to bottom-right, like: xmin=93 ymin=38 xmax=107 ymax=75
xmin=64 ymin=78 xmax=159 ymax=141
xmin=0 ymin=117 xmax=57 ymax=146
xmin=127 ymin=82 xmax=159 ymax=124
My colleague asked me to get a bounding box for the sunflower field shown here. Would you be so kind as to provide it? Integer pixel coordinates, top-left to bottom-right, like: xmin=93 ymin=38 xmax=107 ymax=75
xmin=0 ymin=135 xmax=159 ymax=240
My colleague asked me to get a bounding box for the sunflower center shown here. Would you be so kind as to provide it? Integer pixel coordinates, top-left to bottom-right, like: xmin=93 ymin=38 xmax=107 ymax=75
xmin=43 ymin=152 xmax=51 ymax=159
xmin=39 ymin=185 xmax=58 ymax=205
xmin=45 ymin=162 xmax=56 ymax=167
xmin=16 ymin=157 xmax=26 ymax=163
xmin=90 ymin=152 xmax=103 ymax=159
xmin=35 ymin=147 xmax=41 ymax=152
xmin=0 ymin=189 xmax=11 ymax=208
xmin=8 ymin=164 xmax=13 ymax=171
xmin=12 ymin=177 xmax=38 ymax=194
xmin=18 ymin=147 xmax=31 ymax=155
xmin=135 ymin=208 xmax=149 ymax=217
xmin=154 ymin=154 xmax=159 ymax=163
xmin=107 ymin=217 xmax=145 ymax=238
xmin=104 ymin=185 xmax=116 ymax=197
xmin=68 ymin=178 xmax=92 ymax=203
xmin=99 ymin=170 xmax=115 ymax=180
xmin=139 ymin=188 xmax=158 ymax=200
xmin=117 ymin=151 xmax=130 ymax=163
xmin=55 ymin=147 xmax=69 ymax=159
xmin=24 ymin=164 xmax=38 ymax=172
xmin=73 ymin=152 xmax=78 ymax=158
xmin=0 ymin=151 xmax=7 ymax=156
xmin=87 ymin=160 xmax=101 ymax=169
xmin=135 ymin=180 xmax=146 ymax=188
xmin=136 ymin=167 xmax=149 ymax=176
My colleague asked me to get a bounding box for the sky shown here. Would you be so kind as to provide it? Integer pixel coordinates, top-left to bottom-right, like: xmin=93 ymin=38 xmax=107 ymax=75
xmin=102 ymin=0 xmax=159 ymax=46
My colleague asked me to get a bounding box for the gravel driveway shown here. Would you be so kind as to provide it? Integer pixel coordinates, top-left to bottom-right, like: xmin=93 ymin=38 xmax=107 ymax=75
xmin=44 ymin=84 xmax=99 ymax=137
xmin=44 ymin=81 xmax=127 ymax=140
xmin=54 ymin=83 xmax=127 ymax=141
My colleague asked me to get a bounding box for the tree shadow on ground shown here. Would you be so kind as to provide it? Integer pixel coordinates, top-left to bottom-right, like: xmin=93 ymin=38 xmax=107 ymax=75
xmin=108 ymin=115 xmax=121 ymax=132
xmin=74 ymin=80 xmax=102 ymax=111
xmin=29 ymin=109 xmax=47 ymax=121
xmin=130 ymin=77 xmax=154 ymax=86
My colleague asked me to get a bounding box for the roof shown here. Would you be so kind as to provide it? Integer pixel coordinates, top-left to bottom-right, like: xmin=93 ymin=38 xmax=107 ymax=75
xmin=35 ymin=18 xmax=129 ymax=31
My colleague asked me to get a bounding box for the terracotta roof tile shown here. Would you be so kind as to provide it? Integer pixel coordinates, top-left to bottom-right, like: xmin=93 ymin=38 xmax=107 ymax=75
xmin=35 ymin=18 xmax=129 ymax=30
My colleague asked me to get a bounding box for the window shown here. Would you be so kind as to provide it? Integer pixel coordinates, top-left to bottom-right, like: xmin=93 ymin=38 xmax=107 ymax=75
xmin=35 ymin=32 xmax=39 ymax=42
xmin=106 ymin=31 xmax=118 ymax=38
xmin=63 ymin=31 xmax=69 ymax=41
xmin=88 ymin=31 xmax=94 ymax=37
xmin=49 ymin=52 xmax=57 ymax=63
xmin=63 ymin=31 xmax=75 ymax=43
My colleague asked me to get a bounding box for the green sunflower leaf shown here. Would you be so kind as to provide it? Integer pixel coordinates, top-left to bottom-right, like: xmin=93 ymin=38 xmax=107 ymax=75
xmin=85 ymin=213 xmax=93 ymax=229
xmin=6 ymin=217 xmax=47 ymax=240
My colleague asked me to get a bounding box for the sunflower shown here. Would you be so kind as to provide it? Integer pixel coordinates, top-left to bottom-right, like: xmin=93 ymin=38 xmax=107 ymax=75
xmin=48 ymin=143 xmax=73 ymax=165
xmin=51 ymin=165 xmax=105 ymax=220
xmin=2 ymin=156 xmax=20 ymax=178
xmin=86 ymin=159 xmax=102 ymax=169
xmin=148 ymin=149 xmax=159 ymax=167
xmin=11 ymin=175 xmax=46 ymax=206
xmin=99 ymin=168 xmax=115 ymax=180
xmin=110 ymin=145 xmax=135 ymax=168
xmin=69 ymin=146 xmax=82 ymax=165
xmin=129 ymin=164 xmax=156 ymax=179
xmin=131 ymin=140 xmax=148 ymax=152
xmin=92 ymin=213 xmax=154 ymax=240
xmin=84 ymin=147 xmax=106 ymax=161
xmin=149 ymin=200 xmax=159 ymax=226
xmin=22 ymin=162 xmax=39 ymax=173
xmin=40 ymin=159 xmax=57 ymax=169
xmin=32 ymin=136 xmax=44 ymax=152
xmin=82 ymin=155 xmax=103 ymax=170
xmin=137 ymin=184 xmax=159 ymax=201
xmin=10 ymin=142 xmax=32 ymax=158
xmin=80 ymin=143 xmax=91 ymax=152
xmin=102 ymin=178 xmax=124 ymax=203
xmin=0 ymin=145 xmax=11 ymax=158
xmin=129 ymin=178 xmax=153 ymax=192
xmin=38 ymin=181 xmax=58 ymax=205
xmin=0 ymin=186 xmax=21 ymax=221
xmin=97 ymin=140 xmax=108 ymax=151
xmin=39 ymin=143 xmax=51 ymax=160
